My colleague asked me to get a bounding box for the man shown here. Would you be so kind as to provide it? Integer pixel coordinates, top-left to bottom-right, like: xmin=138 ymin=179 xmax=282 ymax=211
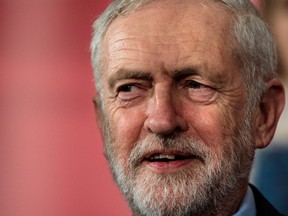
xmin=91 ymin=0 xmax=285 ymax=215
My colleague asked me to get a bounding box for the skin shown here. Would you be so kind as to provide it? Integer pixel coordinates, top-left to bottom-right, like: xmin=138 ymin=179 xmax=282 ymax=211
xmin=94 ymin=0 xmax=285 ymax=215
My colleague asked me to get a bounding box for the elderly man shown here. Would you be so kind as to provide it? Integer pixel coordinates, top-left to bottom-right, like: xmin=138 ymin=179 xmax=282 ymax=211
xmin=91 ymin=0 xmax=285 ymax=215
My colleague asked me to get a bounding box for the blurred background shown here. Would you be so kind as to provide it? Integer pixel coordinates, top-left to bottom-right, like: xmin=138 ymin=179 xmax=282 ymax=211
xmin=0 ymin=0 xmax=130 ymax=215
xmin=0 ymin=0 xmax=287 ymax=215
xmin=250 ymin=0 xmax=288 ymax=215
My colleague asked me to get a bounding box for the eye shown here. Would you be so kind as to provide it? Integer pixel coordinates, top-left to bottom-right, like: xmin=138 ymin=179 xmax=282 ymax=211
xmin=118 ymin=85 xmax=134 ymax=92
xmin=188 ymin=80 xmax=205 ymax=89
xmin=116 ymin=83 xmax=147 ymax=102
xmin=183 ymin=80 xmax=216 ymax=103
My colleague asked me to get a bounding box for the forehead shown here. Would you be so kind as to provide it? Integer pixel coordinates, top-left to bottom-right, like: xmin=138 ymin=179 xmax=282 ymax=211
xmin=102 ymin=0 xmax=236 ymax=75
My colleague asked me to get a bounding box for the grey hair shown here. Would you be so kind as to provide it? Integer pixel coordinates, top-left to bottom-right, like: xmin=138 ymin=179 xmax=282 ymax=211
xmin=91 ymin=0 xmax=156 ymax=101
xmin=91 ymin=0 xmax=277 ymax=109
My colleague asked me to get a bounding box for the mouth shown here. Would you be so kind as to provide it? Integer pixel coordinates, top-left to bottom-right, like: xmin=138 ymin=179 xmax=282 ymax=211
xmin=145 ymin=153 xmax=192 ymax=162
xmin=142 ymin=151 xmax=202 ymax=172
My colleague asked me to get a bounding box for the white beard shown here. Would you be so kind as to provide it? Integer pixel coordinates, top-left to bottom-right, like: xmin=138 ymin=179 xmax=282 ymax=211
xmin=103 ymin=111 xmax=255 ymax=216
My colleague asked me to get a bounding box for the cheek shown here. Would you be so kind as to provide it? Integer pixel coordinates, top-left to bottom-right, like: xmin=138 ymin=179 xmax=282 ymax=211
xmin=184 ymin=106 xmax=240 ymax=171
xmin=109 ymin=107 xmax=147 ymax=158
xmin=185 ymin=105 xmax=235 ymax=149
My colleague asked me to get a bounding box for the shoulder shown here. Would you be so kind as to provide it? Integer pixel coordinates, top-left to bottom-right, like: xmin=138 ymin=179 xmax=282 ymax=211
xmin=250 ymin=184 xmax=285 ymax=216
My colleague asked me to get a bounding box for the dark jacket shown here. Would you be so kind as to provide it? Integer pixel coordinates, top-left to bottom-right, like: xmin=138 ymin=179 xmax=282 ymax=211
xmin=250 ymin=184 xmax=285 ymax=216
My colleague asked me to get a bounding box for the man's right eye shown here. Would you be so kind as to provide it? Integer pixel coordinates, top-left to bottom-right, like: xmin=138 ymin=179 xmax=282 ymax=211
xmin=116 ymin=84 xmax=146 ymax=102
xmin=118 ymin=85 xmax=134 ymax=92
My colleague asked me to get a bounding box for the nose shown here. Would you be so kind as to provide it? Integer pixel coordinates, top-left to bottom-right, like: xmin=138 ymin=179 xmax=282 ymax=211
xmin=144 ymin=85 xmax=188 ymax=136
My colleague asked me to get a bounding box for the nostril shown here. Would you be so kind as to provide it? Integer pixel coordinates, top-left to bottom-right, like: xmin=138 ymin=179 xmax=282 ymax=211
xmin=175 ymin=126 xmax=184 ymax=133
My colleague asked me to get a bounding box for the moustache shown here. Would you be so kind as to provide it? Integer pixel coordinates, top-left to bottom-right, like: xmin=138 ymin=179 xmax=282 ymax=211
xmin=128 ymin=135 xmax=210 ymax=169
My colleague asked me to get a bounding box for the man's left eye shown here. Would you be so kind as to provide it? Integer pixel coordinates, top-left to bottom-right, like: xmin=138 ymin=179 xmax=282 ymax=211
xmin=188 ymin=80 xmax=205 ymax=89
xmin=183 ymin=80 xmax=215 ymax=103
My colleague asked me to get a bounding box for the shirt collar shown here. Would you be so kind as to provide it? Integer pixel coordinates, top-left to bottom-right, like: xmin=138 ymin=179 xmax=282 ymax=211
xmin=234 ymin=186 xmax=256 ymax=216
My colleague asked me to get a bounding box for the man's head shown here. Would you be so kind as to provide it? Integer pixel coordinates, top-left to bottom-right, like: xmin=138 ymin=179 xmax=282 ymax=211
xmin=91 ymin=0 xmax=285 ymax=215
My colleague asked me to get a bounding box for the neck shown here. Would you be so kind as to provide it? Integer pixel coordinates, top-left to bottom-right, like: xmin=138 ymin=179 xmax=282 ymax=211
xmin=217 ymin=181 xmax=249 ymax=216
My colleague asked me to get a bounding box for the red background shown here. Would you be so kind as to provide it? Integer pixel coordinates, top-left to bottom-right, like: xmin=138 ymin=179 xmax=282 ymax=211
xmin=0 ymin=0 xmax=130 ymax=215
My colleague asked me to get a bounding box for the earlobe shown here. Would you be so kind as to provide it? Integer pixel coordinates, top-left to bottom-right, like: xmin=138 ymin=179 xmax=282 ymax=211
xmin=255 ymin=79 xmax=285 ymax=149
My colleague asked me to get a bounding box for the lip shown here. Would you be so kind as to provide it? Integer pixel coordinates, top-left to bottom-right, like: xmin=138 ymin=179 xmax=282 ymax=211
xmin=144 ymin=150 xmax=193 ymax=159
xmin=143 ymin=159 xmax=194 ymax=173
xmin=141 ymin=150 xmax=201 ymax=173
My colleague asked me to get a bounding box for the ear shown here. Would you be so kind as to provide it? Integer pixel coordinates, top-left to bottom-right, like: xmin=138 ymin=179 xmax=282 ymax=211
xmin=255 ymin=79 xmax=285 ymax=149
xmin=93 ymin=94 xmax=105 ymax=133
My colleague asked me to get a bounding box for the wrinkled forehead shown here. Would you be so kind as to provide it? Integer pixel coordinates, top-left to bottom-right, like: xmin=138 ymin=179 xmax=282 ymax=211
xmin=103 ymin=0 xmax=234 ymax=52
xmin=102 ymin=0 xmax=236 ymax=73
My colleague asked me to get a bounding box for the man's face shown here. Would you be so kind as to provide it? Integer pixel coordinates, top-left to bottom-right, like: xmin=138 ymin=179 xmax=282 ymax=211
xmin=98 ymin=0 xmax=255 ymax=215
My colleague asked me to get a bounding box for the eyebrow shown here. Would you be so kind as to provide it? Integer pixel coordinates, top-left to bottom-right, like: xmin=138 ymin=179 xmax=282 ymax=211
xmin=173 ymin=67 xmax=200 ymax=81
xmin=107 ymin=66 xmax=227 ymax=89
xmin=175 ymin=67 xmax=228 ymax=84
xmin=108 ymin=69 xmax=152 ymax=90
